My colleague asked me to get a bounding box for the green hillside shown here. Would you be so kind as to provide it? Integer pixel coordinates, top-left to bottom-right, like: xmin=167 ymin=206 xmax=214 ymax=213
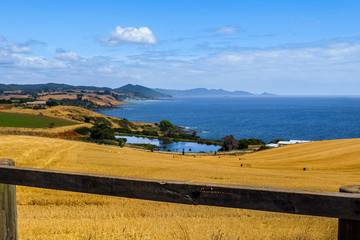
xmin=0 ymin=112 xmax=76 ymax=128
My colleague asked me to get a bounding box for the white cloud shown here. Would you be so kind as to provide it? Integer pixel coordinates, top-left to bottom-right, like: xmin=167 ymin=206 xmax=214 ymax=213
xmin=7 ymin=42 xmax=31 ymax=53
xmin=101 ymin=26 xmax=157 ymax=46
xmin=203 ymin=43 xmax=360 ymax=68
xmin=56 ymin=51 xmax=80 ymax=61
xmin=0 ymin=35 xmax=6 ymax=42
xmin=215 ymin=27 xmax=237 ymax=35
xmin=2 ymin=34 xmax=360 ymax=94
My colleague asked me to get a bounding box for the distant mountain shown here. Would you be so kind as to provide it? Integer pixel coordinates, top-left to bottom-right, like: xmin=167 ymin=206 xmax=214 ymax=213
xmin=0 ymin=83 xmax=169 ymax=99
xmin=260 ymin=92 xmax=276 ymax=96
xmin=115 ymin=84 xmax=171 ymax=99
xmin=0 ymin=83 xmax=111 ymax=91
xmin=154 ymin=88 xmax=254 ymax=97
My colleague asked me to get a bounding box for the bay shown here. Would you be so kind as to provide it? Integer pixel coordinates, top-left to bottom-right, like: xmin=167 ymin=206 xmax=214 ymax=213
xmin=98 ymin=96 xmax=360 ymax=143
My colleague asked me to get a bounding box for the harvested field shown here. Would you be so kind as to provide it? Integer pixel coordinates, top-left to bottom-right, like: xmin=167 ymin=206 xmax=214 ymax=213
xmin=1 ymin=136 xmax=360 ymax=239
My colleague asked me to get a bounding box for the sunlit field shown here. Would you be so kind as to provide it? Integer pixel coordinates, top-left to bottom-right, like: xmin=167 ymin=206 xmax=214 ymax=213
xmin=0 ymin=112 xmax=76 ymax=128
xmin=1 ymin=135 xmax=360 ymax=239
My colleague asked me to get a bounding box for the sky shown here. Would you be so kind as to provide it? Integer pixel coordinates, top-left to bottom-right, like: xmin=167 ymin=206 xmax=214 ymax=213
xmin=0 ymin=0 xmax=360 ymax=95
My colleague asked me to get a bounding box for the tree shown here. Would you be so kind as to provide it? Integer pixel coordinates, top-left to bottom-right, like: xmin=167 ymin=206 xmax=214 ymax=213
xmin=46 ymin=99 xmax=60 ymax=107
xmin=77 ymin=94 xmax=84 ymax=100
xmin=90 ymin=124 xmax=116 ymax=140
xmin=238 ymin=138 xmax=249 ymax=150
xmin=159 ymin=120 xmax=175 ymax=135
xmin=247 ymin=138 xmax=266 ymax=145
xmin=221 ymin=135 xmax=238 ymax=151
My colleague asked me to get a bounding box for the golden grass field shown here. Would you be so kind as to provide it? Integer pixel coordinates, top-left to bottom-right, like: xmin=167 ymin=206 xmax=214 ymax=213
xmin=1 ymin=136 xmax=360 ymax=239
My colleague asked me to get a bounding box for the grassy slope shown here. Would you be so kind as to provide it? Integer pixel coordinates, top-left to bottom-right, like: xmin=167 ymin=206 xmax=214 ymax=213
xmin=0 ymin=112 xmax=76 ymax=128
xmin=1 ymin=136 xmax=360 ymax=239
xmin=0 ymin=105 xmax=153 ymax=129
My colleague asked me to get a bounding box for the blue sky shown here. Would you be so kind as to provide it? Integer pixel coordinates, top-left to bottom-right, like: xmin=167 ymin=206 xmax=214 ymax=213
xmin=1 ymin=0 xmax=360 ymax=94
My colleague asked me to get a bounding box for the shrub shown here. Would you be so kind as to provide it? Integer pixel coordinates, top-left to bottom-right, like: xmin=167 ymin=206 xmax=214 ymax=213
xmin=258 ymin=145 xmax=270 ymax=151
xmin=269 ymin=138 xmax=285 ymax=144
xmin=46 ymin=99 xmax=60 ymax=107
xmin=114 ymin=128 xmax=133 ymax=134
xmin=113 ymin=118 xmax=138 ymax=129
xmin=94 ymin=139 xmax=120 ymax=146
xmin=141 ymin=130 xmax=159 ymax=136
xmin=84 ymin=116 xmax=91 ymax=123
xmin=90 ymin=124 xmax=115 ymax=140
xmin=247 ymin=138 xmax=266 ymax=145
xmin=0 ymin=99 xmax=12 ymax=104
xmin=238 ymin=139 xmax=249 ymax=150
xmin=74 ymin=127 xmax=91 ymax=135
xmin=94 ymin=117 xmax=112 ymax=126
xmin=117 ymin=138 xmax=127 ymax=147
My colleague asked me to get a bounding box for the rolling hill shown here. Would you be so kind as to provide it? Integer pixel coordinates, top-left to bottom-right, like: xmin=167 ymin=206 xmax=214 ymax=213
xmin=115 ymin=84 xmax=171 ymax=99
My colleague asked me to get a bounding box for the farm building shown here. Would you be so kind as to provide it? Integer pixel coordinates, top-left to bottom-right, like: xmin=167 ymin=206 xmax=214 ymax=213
xmin=266 ymin=140 xmax=311 ymax=148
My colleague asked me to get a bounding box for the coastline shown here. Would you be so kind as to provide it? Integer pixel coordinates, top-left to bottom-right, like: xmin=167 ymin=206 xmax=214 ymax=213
xmin=99 ymin=96 xmax=360 ymax=143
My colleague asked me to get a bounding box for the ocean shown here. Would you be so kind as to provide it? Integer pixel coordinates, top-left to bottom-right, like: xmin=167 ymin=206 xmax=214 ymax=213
xmin=98 ymin=96 xmax=360 ymax=143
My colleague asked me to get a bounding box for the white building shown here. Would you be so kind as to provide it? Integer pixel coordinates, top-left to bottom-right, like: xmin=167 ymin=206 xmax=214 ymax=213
xmin=266 ymin=140 xmax=311 ymax=148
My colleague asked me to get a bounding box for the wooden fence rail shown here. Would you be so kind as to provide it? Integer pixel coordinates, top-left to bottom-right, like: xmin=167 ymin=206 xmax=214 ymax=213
xmin=1 ymin=159 xmax=360 ymax=239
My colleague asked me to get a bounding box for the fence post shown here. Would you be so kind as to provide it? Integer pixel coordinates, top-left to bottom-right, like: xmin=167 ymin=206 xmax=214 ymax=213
xmin=338 ymin=185 xmax=360 ymax=240
xmin=0 ymin=159 xmax=17 ymax=240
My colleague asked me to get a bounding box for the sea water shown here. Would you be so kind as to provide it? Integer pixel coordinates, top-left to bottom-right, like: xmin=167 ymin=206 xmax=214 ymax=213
xmin=98 ymin=96 xmax=360 ymax=143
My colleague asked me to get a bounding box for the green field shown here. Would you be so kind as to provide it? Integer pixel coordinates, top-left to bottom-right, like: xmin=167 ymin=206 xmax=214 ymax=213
xmin=0 ymin=112 xmax=76 ymax=128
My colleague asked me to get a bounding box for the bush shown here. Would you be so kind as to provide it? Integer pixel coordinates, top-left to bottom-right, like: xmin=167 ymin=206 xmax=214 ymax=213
xmin=113 ymin=118 xmax=138 ymax=129
xmin=117 ymin=138 xmax=127 ymax=147
xmin=90 ymin=124 xmax=115 ymax=140
xmin=238 ymin=138 xmax=249 ymax=150
xmin=94 ymin=117 xmax=112 ymax=126
xmin=0 ymin=99 xmax=12 ymax=104
xmin=94 ymin=139 xmax=120 ymax=146
xmin=141 ymin=130 xmax=159 ymax=136
xmin=84 ymin=116 xmax=91 ymax=123
xmin=32 ymin=105 xmax=46 ymax=110
xmin=114 ymin=128 xmax=133 ymax=134
xmin=258 ymin=145 xmax=270 ymax=151
xmin=178 ymin=132 xmax=195 ymax=140
xmin=269 ymin=138 xmax=285 ymax=144
xmin=46 ymin=99 xmax=60 ymax=107
xmin=247 ymin=138 xmax=266 ymax=145
xmin=74 ymin=127 xmax=91 ymax=135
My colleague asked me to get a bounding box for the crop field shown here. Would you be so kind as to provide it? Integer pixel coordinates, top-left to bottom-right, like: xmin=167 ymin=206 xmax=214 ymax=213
xmin=1 ymin=136 xmax=360 ymax=239
xmin=0 ymin=112 xmax=77 ymax=128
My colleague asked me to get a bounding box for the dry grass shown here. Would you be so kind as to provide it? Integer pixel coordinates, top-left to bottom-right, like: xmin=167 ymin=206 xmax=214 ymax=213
xmin=38 ymin=93 xmax=126 ymax=107
xmin=2 ymin=136 xmax=360 ymax=239
xmin=39 ymin=94 xmax=77 ymax=101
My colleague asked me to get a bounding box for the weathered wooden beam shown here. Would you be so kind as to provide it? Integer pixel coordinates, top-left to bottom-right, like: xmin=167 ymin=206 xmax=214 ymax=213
xmin=0 ymin=165 xmax=360 ymax=221
xmin=338 ymin=185 xmax=360 ymax=240
xmin=0 ymin=160 xmax=17 ymax=240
